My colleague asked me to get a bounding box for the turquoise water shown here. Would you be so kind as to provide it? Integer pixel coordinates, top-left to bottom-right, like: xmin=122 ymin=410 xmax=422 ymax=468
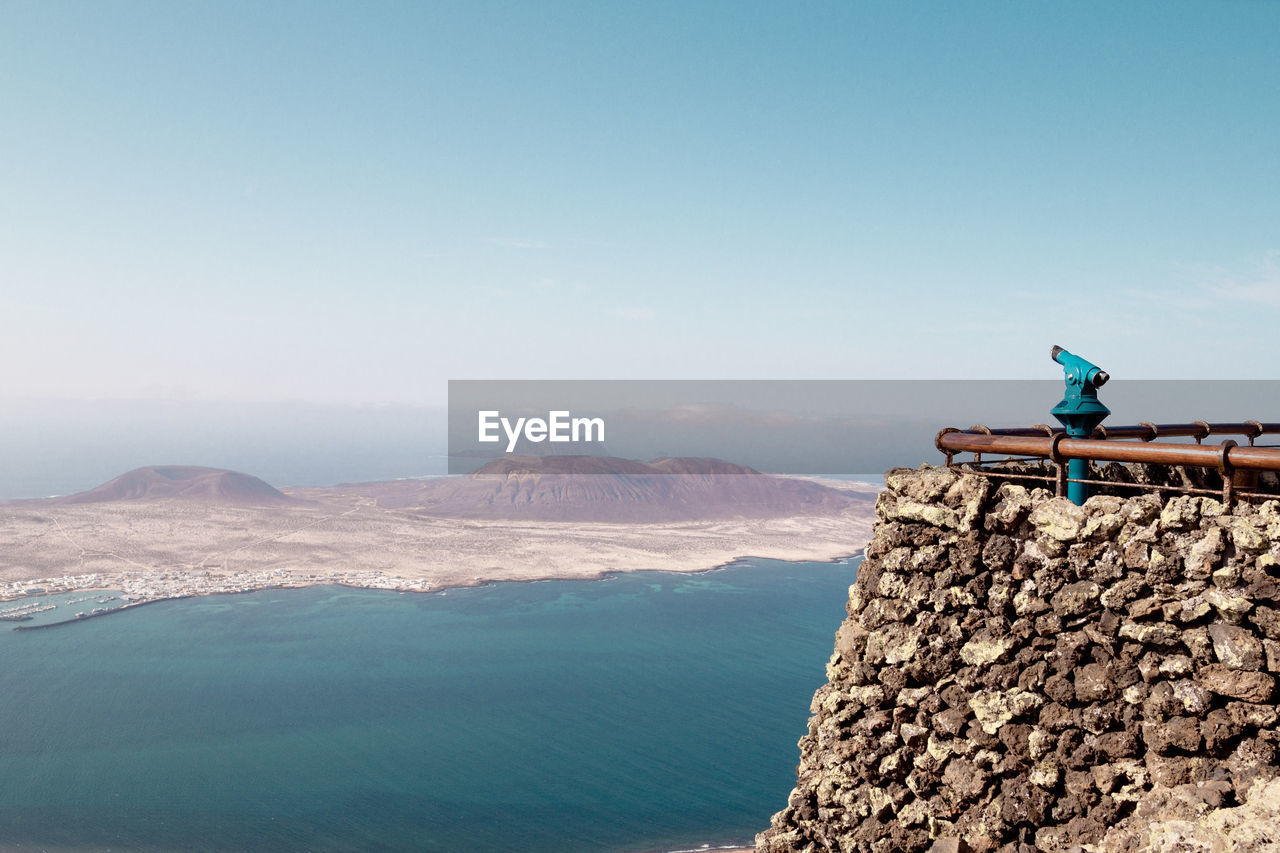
xmin=0 ymin=558 xmax=858 ymax=852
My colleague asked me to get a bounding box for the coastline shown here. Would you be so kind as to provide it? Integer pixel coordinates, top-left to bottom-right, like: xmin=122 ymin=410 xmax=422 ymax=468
xmin=0 ymin=500 xmax=873 ymax=610
xmin=0 ymin=546 xmax=865 ymax=614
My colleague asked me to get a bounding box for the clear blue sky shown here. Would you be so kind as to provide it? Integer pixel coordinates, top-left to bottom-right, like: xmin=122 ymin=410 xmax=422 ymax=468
xmin=3 ymin=1 xmax=1278 ymax=404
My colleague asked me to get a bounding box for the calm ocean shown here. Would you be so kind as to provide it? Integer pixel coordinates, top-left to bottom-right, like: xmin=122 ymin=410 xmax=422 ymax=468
xmin=0 ymin=557 xmax=858 ymax=852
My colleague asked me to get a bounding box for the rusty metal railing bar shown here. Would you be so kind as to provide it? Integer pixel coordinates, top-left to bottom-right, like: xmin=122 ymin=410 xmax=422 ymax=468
xmin=950 ymin=460 xmax=1278 ymax=503
xmin=966 ymin=421 xmax=1280 ymax=445
xmin=937 ymin=431 xmax=1280 ymax=473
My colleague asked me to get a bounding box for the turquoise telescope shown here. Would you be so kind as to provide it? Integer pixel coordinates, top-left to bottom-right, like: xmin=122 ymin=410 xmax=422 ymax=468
xmin=1049 ymin=345 xmax=1110 ymax=505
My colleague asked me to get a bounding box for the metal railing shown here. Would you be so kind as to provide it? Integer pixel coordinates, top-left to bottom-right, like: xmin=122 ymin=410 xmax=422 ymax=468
xmin=935 ymin=421 xmax=1280 ymax=506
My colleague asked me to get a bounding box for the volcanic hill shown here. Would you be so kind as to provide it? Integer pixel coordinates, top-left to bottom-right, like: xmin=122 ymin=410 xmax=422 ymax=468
xmin=52 ymin=466 xmax=296 ymax=506
xmin=309 ymin=455 xmax=864 ymax=522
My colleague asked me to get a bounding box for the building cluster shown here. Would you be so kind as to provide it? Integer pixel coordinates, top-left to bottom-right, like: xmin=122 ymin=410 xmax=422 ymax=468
xmin=0 ymin=568 xmax=435 ymax=605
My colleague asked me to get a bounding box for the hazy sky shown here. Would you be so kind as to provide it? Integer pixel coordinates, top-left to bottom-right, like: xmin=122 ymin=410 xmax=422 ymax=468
xmin=3 ymin=1 xmax=1279 ymax=405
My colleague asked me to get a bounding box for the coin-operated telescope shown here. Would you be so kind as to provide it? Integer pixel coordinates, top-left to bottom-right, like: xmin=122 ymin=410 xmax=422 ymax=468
xmin=1049 ymin=346 xmax=1110 ymax=505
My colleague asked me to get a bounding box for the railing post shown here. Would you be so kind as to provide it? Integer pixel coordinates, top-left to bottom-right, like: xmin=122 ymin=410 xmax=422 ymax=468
xmin=1049 ymin=433 xmax=1069 ymax=498
xmin=1220 ymin=440 xmax=1238 ymax=508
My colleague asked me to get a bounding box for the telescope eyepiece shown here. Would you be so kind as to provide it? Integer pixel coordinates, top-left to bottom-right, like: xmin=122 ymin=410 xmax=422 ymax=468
xmin=1051 ymin=346 xmax=1109 ymax=388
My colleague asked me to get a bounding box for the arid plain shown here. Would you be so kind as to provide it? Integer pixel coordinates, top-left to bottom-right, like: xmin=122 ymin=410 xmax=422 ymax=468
xmin=0 ymin=461 xmax=877 ymax=603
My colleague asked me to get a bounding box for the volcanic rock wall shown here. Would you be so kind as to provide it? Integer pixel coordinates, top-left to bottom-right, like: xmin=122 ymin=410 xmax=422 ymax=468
xmin=757 ymin=465 xmax=1280 ymax=853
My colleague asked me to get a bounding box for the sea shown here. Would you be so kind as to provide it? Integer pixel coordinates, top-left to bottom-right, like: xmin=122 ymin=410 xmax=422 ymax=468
xmin=0 ymin=556 xmax=859 ymax=853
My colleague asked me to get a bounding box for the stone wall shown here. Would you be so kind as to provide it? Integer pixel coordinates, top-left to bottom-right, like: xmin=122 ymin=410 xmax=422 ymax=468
xmin=756 ymin=465 xmax=1280 ymax=853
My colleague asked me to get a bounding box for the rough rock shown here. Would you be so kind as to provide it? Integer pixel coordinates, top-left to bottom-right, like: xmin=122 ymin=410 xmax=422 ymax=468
xmin=757 ymin=465 xmax=1280 ymax=853
xmin=1089 ymin=777 xmax=1280 ymax=852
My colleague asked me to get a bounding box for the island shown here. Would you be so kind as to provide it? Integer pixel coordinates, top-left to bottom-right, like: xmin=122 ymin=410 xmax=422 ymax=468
xmin=0 ymin=458 xmax=877 ymax=608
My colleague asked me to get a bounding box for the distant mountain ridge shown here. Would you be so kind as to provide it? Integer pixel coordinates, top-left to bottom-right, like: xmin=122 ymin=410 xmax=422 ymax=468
xmin=53 ymin=466 xmax=295 ymax=506
xmin=28 ymin=457 xmax=866 ymax=522
xmin=319 ymin=455 xmax=863 ymax=522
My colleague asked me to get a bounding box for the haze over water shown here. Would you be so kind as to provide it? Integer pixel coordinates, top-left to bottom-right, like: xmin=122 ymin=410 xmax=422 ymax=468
xmin=0 ymin=558 xmax=858 ymax=852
